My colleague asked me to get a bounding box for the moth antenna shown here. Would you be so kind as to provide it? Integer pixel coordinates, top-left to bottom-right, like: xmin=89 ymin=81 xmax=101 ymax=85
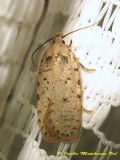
xmin=32 ymin=23 xmax=96 ymax=66
xmin=63 ymin=23 xmax=95 ymax=38
xmin=31 ymin=37 xmax=53 ymax=67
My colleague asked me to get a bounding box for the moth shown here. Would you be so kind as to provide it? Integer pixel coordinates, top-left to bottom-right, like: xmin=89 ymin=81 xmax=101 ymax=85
xmin=32 ymin=24 xmax=95 ymax=143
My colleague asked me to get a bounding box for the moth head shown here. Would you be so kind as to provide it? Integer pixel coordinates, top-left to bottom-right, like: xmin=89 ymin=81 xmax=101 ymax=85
xmin=53 ymin=32 xmax=64 ymax=43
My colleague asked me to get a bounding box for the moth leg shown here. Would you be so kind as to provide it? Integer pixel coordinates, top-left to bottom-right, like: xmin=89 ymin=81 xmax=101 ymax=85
xmin=69 ymin=40 xmax=72 ymax=47
xmin=83 ymin=106 xmax=92 ymax=113
xmin=79 ymin=62 xmax=95 ymax=72
xmin=75 ymin=58 xmax=95 ymax=73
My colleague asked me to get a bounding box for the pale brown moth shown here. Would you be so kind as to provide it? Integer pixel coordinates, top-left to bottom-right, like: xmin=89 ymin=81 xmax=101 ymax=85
xmin=32 ymin=24 xmax=95 ymax=143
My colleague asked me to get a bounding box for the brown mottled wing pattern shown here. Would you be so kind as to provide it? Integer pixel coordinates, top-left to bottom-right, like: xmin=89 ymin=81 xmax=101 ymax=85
xmin=37 ymin=42 xmax=82 ymax=143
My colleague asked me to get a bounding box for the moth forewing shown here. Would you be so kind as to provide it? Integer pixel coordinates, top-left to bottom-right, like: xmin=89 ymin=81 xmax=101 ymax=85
xmin=37 ymin=33 xmax=82 ymax=143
